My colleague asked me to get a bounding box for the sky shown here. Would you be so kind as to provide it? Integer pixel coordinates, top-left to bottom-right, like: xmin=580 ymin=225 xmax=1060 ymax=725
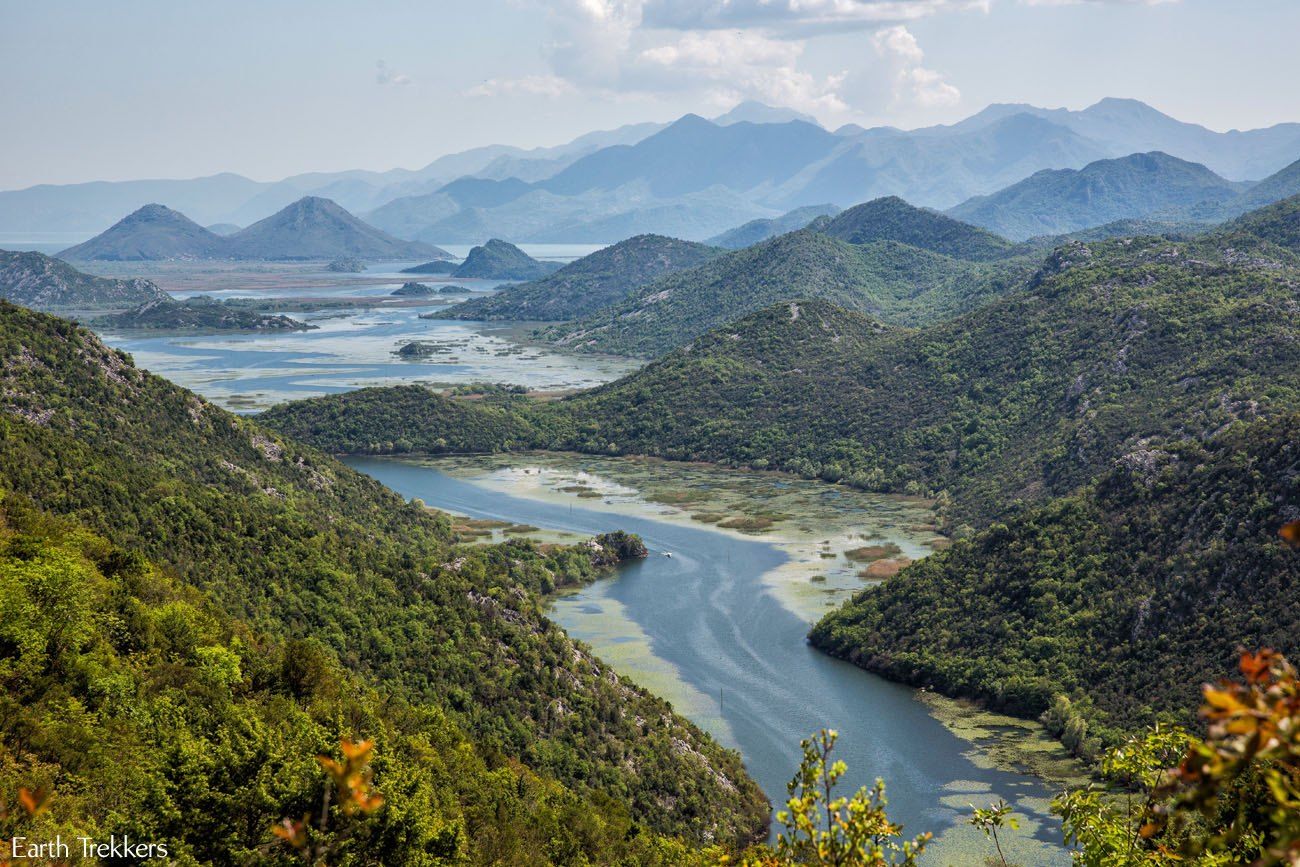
xmin=2 ymin=0 xmax=1298 ymax=190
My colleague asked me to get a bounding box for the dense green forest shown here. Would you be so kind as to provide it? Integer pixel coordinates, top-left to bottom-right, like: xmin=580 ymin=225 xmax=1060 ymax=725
xmin=0 ymin=495 xmax=730 ymax=865
xmin=266 ymin=224 xmax=1300 ymax=531
xmin=434 ymin=234 xmax=723 ymax=321
xmin=811 ymin=413 xmax=1300 ymax=754
xmin=0 ymin=302 xmax=767 ymax=862
xmin=819 ymin=196 xmax=1017 ymax=261
xmin=537 ymin=229 xmax=1028 ymax=358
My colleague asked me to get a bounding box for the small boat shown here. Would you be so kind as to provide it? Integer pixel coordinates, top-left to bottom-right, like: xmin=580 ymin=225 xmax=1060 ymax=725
xmin=662 ymin=552 xmax=673 ymax=558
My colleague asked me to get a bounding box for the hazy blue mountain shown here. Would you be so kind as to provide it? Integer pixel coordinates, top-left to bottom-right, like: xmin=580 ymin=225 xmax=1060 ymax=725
xmin=436 ymin=177 xmax=534 ymax=209
xmin=0 ymin=173 xmax=266 ymax=233
xmin=377 ymin=182 xmax=771 ymax=245
xmin=537 ymin=115 xmax=840 ymax=198
xmin=820 ymin=197 xmax=1016 ymax=260
xmin=712 ymin=101 xmax=819 ymax=126
xmin=205 ymin=222 xmax=242 ymax=236
xmin=452 ymin=239 xmax=562 ymax=280
xmin=1171 ymin=156 xmax=1300 ymax=222
xmin=225 ymin=197 xmax=445 ymax=260
xmin=948 ymin=152 xmax=1245 ymax=239
xmin=707 ymin=204 xmax=841 ymax=248
xmin=59 ymin=204 xmax=230 ymax=261
xmin=0 ymin=249 xmax=169 ymax=310
xmin=1227 ymin=157 xmax=1300 ymax=211
xmin=433 ymin=234 xmax=723 ymax=321
xmin=773 ymin=113 xmax=1112 ymax=210
xmin=11 ymin=99 xmax=1300 ymax=241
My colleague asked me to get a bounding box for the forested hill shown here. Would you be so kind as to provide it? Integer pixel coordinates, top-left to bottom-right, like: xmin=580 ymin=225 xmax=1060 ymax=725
xmin=810 ymin=413 xmax=1300 ymax=754
xmin=539 ymin=229 xmax=1026 ymax=358
xmin=0 ymin=302 xmax=768 ymax=862
xmin=266 ymin=228 xmax=1300 ymax=531
xmin=433 ymin=234 xmax=723 ymax=321
xmin=819 ymin=196 xmax=1017 ymax=261
xmin=946 ymin=152 xmax=1243 ymax=240
xmin=544 ymin=229 xmax=1300 ymax=526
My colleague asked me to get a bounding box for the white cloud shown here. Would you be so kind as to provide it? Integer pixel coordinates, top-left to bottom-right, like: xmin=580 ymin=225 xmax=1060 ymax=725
xmin=1021 ymin=0 xmax=1178 ymax=5
xmin=482 ymin=0 xmax=985 ymax=122
xmin=375 ymin=60 xmax=412 ymax=86
xmin=642 ymin=0 xmax=990 ymax=34
xmin=467 ymin=74 xmax=576 ymax=97
xmin=872 ymin=25 xmax=960 ymax=107
xmin=639 ymin=30 xmax=848 ymax=114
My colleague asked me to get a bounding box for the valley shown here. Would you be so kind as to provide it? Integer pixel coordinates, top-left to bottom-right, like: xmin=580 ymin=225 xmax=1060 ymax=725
xmin=344 ymin=452 xmax=1081 ymax=866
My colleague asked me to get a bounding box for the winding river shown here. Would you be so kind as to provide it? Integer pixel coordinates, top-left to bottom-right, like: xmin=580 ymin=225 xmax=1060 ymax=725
xmin=346 ymin=455 xmax=1074 ymax=865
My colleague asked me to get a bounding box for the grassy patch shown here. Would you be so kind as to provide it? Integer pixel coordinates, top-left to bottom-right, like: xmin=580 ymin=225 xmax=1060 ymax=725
xmin=717 ymin=515 xmax=776 ymax=532
xmin=844 ymin=543 xmax=902 ymax=562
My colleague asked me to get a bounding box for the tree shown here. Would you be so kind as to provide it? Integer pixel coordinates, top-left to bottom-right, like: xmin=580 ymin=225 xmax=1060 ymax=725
xmin=733 ymin=729 xmax=930 ymax=866
xmin=969 ymin=799 xmax=1018 ymax=867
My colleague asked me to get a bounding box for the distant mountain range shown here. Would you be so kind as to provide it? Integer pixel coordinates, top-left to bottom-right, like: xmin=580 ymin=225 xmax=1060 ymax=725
xmin=6 ymin=98 xmax=1300 ymax=245
xmin=59 ymin=197 xmax=444 ymax=261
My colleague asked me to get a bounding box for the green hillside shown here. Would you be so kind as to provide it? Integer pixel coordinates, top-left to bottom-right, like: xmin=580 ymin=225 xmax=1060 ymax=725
xmin=0 ymin=302 xmax=767 ymax=861
xmin=433 ymin=234 xmax=723 ymax=321
xmin=810 ymin=413 xmax=1300 ymax=753
xmin=539 ymin=230 xmax=1025 ymax=358
xmin=268 ymin=224 xmax=1300 ymax=531
xmin=551 ymin=234 xmax=1300 ymax=525
xmin=819 ymin=196 xmax=1016 ymax=261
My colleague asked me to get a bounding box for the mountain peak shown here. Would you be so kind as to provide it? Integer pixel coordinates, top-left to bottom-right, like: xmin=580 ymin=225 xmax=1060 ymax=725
xmin=712 ymin=101 xmax=819 ymax=127
xmin=820 ymin=196 xmax=1014 ymax=261
xmin=59 ymin=203 xmax=226 ymax=261
xmin=226 ymin=196 xmax=441 ymax=260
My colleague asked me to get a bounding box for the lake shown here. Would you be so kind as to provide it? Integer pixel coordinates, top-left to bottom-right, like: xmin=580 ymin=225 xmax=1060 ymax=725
xmin=81 ymin=255 xmax=636 ymax=411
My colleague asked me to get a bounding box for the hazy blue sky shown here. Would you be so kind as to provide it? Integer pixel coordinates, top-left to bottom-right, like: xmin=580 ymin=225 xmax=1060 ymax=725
xmin=3 ymin=0 xmax=1297 ymax=189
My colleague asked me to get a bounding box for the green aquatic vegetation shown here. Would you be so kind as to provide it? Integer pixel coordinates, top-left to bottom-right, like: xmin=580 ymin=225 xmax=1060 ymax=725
xmin=718 ymin=515 xmax=778 ymax=532
xmin=844 ymin=544 xmax=902 ymax=562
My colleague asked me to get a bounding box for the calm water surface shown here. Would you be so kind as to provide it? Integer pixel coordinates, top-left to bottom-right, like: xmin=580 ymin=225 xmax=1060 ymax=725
xmin=88 ymin=256 xmax=635 ymax=411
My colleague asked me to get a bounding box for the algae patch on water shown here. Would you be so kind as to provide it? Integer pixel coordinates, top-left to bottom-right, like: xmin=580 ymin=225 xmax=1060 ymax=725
xmin=416 ymin=451 xmax=942 ymax=623
xmin=916 ymin=691 xmax=1091 ymax=794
